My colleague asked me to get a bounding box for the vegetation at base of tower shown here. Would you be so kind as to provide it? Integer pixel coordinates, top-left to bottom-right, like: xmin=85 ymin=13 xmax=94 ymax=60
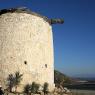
xmin=24 ymin=84 xmax=31 ymax=94
xmin=43 ymin=82 xmax=49 ymax=94
xmin=24 ymin=82 xmax=40 ymax=94
xmin=7 ymin=71 xmax=23 ymax=93
xmin=31 ymin=82 xmax=40 ymax=94
xmin=54 ymin=70 xmax=72 ymax=86
xmin=7 ymin=74 xmax=15 ymax=92
xmin=14 ymin=71 xmax=23 ymax=92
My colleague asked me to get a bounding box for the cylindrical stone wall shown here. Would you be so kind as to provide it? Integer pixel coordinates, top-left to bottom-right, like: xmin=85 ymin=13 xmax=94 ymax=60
xmin=0 ymin=11 xmax=54 ymax=91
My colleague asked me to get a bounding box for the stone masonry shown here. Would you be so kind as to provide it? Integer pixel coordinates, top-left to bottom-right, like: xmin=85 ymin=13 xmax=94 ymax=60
xmin=0 ymin=8 xmax=54 ymax=92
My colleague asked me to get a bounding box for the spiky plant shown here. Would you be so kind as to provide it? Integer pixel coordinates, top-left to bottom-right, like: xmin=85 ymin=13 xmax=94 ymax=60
xmin=43 ymin=82 xmax=49 ymax=95
xmin=14 ymin=71 xmax=23 ymax=92
xmin=24 ymin=84 xmax=31 ymax=94
xmin=7 ymin=74 xmax=15 ymax=92
xmin=30 ymin=82 xmax=40 ymax=94
xmin=24 ymin=82 xmax=40 ymax=94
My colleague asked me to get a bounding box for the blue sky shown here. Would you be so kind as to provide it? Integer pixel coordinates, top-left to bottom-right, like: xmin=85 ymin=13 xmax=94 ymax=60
xmin=0 ymin=0 xmax=95 ymax=77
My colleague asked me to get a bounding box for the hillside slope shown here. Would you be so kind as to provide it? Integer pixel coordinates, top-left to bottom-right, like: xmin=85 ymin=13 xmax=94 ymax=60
xmin=54 ymin=70 xmax=72 ymax=86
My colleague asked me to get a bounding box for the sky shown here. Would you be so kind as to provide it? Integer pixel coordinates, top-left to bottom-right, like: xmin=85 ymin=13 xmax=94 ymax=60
xmin=0 ymin=0 xmax=95 ymax=77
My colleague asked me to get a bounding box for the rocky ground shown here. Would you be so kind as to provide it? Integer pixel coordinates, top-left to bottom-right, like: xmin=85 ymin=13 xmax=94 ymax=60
xmin=4 ymin=87 xmax=72 ymax=95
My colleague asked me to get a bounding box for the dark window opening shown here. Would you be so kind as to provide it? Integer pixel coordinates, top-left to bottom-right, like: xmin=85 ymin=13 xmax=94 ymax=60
xmin=45 ymin=64 xmax=47 ymax=68
xmin=24 ymin=61 xmax=27 ymax=65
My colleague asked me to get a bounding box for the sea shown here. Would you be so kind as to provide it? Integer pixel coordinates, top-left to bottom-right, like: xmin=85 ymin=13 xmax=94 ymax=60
xmin=71 ymin=89 xmax=95 ymax=95
xmin=66 ymin=84 xmax=95 ymax=95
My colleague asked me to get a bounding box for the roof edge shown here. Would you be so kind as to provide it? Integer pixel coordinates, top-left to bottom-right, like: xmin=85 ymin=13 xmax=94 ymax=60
xmin=0 ymin=7 xmax=64 ymax=25
xmin=0 ymin=7 xmax=49 ymax=22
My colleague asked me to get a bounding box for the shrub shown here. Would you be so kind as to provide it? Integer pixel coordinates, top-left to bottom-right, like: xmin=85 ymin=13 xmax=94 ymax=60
xmin=43 ymin=82 xmax=49 ymax=94
xmin=30 ymin=82 xmax=40 ymax=94
xmin=7 ymin=74 xmax=15 ymax=92
xmin=14 ymin=71 xmax=23 ymax=92
xmin=24 ymin=82 xmax=40 ymax=94
xmin=7 ymin=71 xmax=23 ymax=92
xmin=24 ymin=84 xmax=31 ymax=94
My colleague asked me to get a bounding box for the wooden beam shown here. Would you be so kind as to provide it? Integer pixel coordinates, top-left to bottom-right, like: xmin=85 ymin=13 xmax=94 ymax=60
xmin=48 ymin=19 xmax=64 ymax=24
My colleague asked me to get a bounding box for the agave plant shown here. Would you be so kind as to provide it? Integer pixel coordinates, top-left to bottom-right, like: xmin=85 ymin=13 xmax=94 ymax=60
xmin=43 ymin=82 xmax=49 ymax=95
xmin=7 ymin=71 xmax=23 ymax=93
xmin=24 ymin=84 xmax=31 ymax=94
xmin=14 ymin=71 xmax=23 ymax=92
xmin=30 ymin=82 xmax=40 ymax=94
xmin=7 ymin=74 xmax=15 ymax=92
xmin=24 ymin=82 xmax=40 ymax=94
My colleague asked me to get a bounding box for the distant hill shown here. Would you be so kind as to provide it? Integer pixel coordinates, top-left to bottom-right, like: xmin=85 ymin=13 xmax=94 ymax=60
xmin=54 ymin=70 xmax=95 ymax=90
xmin=54 ymin=70 xmax=95 ymax=85
xmin=75 ymin=77 xmax=95 ymax=81
xmin=54 ymin=70 xmax=72 ymax=86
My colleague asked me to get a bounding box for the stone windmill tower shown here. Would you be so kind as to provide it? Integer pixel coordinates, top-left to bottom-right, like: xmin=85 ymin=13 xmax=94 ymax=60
xmin=0 ymin=7 xmax=64 ymax=91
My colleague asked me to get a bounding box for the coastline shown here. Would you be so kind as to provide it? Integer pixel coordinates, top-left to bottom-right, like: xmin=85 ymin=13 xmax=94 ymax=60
xmin=70 ymin=89 xmax=95 ymax=95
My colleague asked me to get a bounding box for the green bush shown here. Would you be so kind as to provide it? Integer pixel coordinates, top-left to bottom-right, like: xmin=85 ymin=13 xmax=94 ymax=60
xmin=43 ymin=82 xmax=49 ymax=94
xmin=31 ymin=82 xmax=40 ymax=94
xmin=7 ymin=71 xmax=23 ymax=92
xmin=24 ymin=82 xmax=40 ymax=94
xmin=7 ymin=74 xmax=15 ymax=92
xmin=24 ymin=84 xmax=31 ymax=94
xmin=14 ymin=71 xmax=23 ymax=92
